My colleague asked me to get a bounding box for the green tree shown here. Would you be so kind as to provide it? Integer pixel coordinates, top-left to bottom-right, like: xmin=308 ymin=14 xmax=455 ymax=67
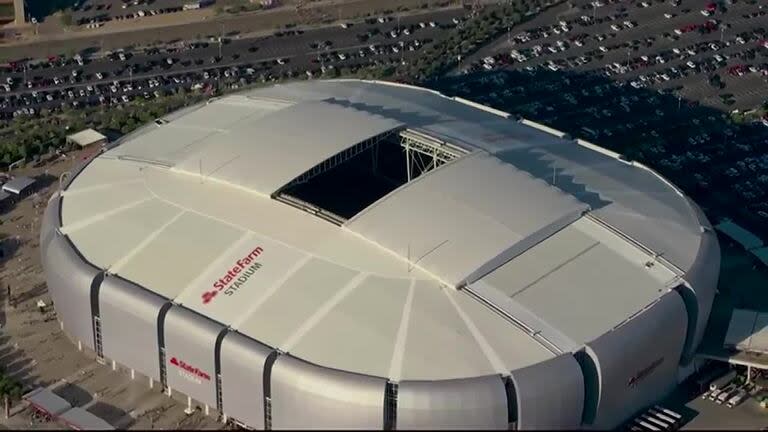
xmin=0 ymin=370 xmax=23 ymax=419
xmin=60 ymin=10 xmax=73 ymax=27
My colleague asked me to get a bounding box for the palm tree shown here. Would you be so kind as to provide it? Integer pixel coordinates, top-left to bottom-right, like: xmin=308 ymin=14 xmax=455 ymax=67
xmin=0 ymin=370 xmax=22 ymax=419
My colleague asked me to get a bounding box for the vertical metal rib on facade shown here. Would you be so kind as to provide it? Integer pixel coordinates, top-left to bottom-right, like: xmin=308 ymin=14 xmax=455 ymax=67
xmin=99 ymin=275 xmax=167 ymax=381
xmin=163 ymin=306 xmax=224 ymax=408
xmin=680 ymin=227 xmax=720 ymax=363
xmin=584 ymin=292 xmax=688 ymax=430
xmin=270 ymin=355 xmax=386 ymax=429
xmin=42 ymin=230 xmax=100 ymax=350
xmin=397 ymin=375 xmax=508 ymax=430
xmin=509 ymin=354 xmax=584 ymax=430
xmin=219 ymin=331 xmax=273 ymax=429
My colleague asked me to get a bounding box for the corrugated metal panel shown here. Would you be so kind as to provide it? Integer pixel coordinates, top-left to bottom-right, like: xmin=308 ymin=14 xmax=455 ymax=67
xmin=40 ymin=194 xmax=60 ymax=251
xmin=681 ymin=228 xmax=720 ymax=359
xmin=219 ymin=331 xmax=273 ymax=429
xmin=173 ymin=100 xmax=403 ymax=195
xmin=347 ymin=152 xmax=587 ymax=287
xmin=747 ymin=313 xmax=768 ymax=353
xmin=42 ymin=232 xmax=99 ymax=349
xmin=99 ymin=275 xmax=166 ymax=381
xmin=397 ymin=375 xmax=508 ymax=430
xmin=270 ymin=355 xmax=386 ymax=429
xmin=586 ymin=293 xmax=687 ymax=430
xmin=724 ymin=309 xmax=756 ymax=348
xmin=163 ymin=306 xmax=223 ymax=407
xmin=510 ymin=354 xmax=584 ymax=430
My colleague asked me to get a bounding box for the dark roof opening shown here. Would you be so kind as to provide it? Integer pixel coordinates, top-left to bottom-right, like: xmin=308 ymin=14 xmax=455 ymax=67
xmin=274 ymin=129 xmax=468 ymax=225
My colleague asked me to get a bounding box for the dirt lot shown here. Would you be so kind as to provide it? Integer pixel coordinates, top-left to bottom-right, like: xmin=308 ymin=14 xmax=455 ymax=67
xmin=0 ymin=147 xmax=225 ymax=430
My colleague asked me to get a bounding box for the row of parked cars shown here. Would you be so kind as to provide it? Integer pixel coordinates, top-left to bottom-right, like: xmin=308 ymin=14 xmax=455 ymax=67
xmin=701 ymin=369 xmax=750 ymax=409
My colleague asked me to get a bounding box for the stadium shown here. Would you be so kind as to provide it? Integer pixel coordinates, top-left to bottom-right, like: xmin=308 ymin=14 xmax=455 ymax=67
xmin=40 ymin=80 xmax=720 ymax=430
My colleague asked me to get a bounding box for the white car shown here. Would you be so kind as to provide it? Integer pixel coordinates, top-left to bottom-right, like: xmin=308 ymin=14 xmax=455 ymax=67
xmin=611 ymin=24 xmax=622 ymax=31
xmin=276 ymin=58 xmax=286 ymax=65
xmin=640 ymin=1 xmax=650 ymax=7
xmin=701 ymin=9 xmax=712 ymax=16
xmin=377 ymin=17 xmax=386 ymax=23
xmin=623 ymin=20 xmax=634 ymax=28
xmin=452 ymin=18 xmax=460 ymax=25
xmin=429 ymin=21 xmax=436 ymax=28
xmin=340 ymin=23 xmax=349 ymax=29
xmin=599 ymin=46 xmax=608 ymax=52
xmin=687 ymin=60 xmax=696 ymax=69
xmin=337 ymin=53 xmax=346 ymax=60
xmin=95 ymin=72 xmax=103 ymax=80
xmin=403 ymin=28 xmax=410 ymax=35
xmin=664 ymin=13 xmax=674 ymax=18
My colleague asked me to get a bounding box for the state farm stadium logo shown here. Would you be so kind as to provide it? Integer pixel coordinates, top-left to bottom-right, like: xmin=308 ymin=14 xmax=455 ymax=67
xmin=201 ymin=247 xmax=264 ymax=305
xmin=169 ymin=357 xmax=210 ymax=382
xmin=627 ymin=357 xmax=664 ymax=388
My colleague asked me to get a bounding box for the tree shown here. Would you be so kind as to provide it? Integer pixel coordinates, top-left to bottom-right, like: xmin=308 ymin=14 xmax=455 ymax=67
xmin=0 ymin=370 xmax=22 ymax=419
xmin=60 ymin=10 xmax=73 ymax=27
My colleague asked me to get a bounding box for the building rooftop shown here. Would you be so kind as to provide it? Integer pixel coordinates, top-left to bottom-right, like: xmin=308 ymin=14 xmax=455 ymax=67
xmin=57 ymin=80 xmax=712 ymax=380
xmin=66 ymin=128 xmax=107 ymax=148
xmin=2 ymin=176 xmax=35 ymax=195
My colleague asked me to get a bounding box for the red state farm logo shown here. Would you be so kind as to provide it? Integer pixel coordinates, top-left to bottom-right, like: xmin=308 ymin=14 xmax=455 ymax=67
xmin=201 ymin=247 xmax=264 ymax=305
xmin=169 ymin=356 xmax=211 ymax=381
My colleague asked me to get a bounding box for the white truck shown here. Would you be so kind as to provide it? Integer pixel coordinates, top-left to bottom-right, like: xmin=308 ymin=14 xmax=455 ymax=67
xmin=710 ymin=370 xmax=737 ymax=392
xmin=727 ymin=390 xmax=748 ymax=408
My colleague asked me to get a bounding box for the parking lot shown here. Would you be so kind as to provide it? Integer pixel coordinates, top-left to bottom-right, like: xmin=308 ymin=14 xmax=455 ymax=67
xmin=0 ymin=8 xmax=467 ymax=118
xmin=463 ymin=0 xmax=767 ymax=111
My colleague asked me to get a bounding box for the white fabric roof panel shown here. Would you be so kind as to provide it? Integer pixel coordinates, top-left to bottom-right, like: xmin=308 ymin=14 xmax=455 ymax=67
xmin=347 ymin=152 xmax=588 ymax=287
xmin=55 ymin=80 xmax=715 ymax=382
xmin=478 ymin=217 xmax=677 ymax=343
xmin=236 ymin=258 xmax=359 ymax=348
xmin=65 ymin=198 xmax=180 ymax=270
xmin=115 ymin=211 xmax=244 ymax=300
xmin=288 ymin=275 xmax=411 ymax=378
xmin=63 ymin=158 xmax=144 ymax=191
xmin=172 ymin=100 xmax=403 ymax=195
xmin=174 ymin=231 xmax=308 ymax=323
xmin=256 ymin=80 xmax=705 ymax=273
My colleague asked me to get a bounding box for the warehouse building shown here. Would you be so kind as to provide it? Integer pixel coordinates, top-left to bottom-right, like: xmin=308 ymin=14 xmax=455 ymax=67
xmin=40 ymin=80 xmax=720 ymax=430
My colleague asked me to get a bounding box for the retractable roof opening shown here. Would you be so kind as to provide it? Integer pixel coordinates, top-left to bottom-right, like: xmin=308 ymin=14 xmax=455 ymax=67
xmin=274 ymin=128 xmax=470 ymax=225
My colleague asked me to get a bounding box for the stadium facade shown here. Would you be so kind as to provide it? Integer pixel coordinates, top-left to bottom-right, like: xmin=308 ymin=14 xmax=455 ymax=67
xmin=40 ymin=80 xmax=720 ymax=430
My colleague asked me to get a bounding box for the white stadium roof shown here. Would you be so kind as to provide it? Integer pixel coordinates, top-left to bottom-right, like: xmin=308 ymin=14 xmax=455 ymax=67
xmin=59 ymin=80 xmax=710 ymax=380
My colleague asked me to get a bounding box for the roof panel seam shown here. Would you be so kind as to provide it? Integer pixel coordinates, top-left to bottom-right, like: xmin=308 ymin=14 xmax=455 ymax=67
xmin=230 ymin=254 xmax=313 ymax=330
xmin=109 ymin=209 xmax=187 ymax=274
xmin=387 ymin=279 xmax=416 ymax=382
xmin=174 ymin=231 xmax=255 ymax=305
xmin=60 ymin=196 xmax=154 ymax=235
xmin=442 ymin=288 xmax=508 ymax=375
xmin=281 ymin=272 xmax=369 ymax=352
